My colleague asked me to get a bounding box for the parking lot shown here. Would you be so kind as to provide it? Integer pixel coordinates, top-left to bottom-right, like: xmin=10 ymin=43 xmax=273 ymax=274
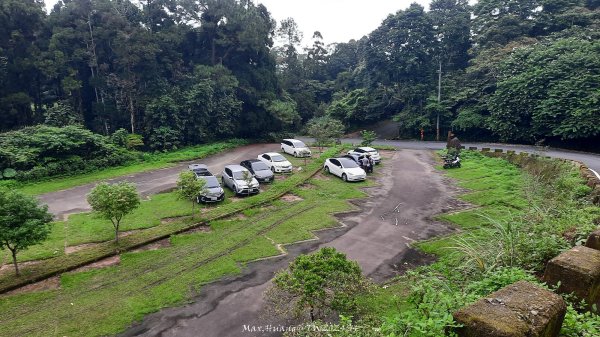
xmin=121 ymin=149 xmax=463 ymax=337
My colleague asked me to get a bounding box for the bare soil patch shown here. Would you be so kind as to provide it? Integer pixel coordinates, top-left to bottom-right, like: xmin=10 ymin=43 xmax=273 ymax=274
xmin=120 ymin=229 xmax=142 ymax=238
xmin=0 ymin=260 xmax=42 ymax=277
xmin=179 ymin=225 xmax=211 ymax=235
xmin=314 ymin=171 xmax=332 ymax=181
xmin=160 ymin=216 xmax=191 ymax=225
xmin=379 ymin=150 xmax=396 ymax=159
xmin=130 ymin=238 xmax=172 ymax=253
xmin=3 ymin=276 xmax=60 ymax=296
xmin=65 ymin=242 xmax=98 ymax=255
xmin=299 ymin=183 xmax=316 ymax=190
xmin=71 ymin=255 xmax=120 ymax=273
xmin=280 ymin=194 xmax=303 ymax=202
xmin=226 ymin=213 xmax=247 ymax=221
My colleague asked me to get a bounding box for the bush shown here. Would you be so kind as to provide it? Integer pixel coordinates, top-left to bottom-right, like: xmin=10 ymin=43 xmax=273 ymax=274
xmin=0 ymin=125 xmax=136 ymax=181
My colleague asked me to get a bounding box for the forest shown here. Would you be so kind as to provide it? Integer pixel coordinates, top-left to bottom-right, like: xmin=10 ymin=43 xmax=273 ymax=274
xmin=1 ymin=0 xmax=600 ymax=155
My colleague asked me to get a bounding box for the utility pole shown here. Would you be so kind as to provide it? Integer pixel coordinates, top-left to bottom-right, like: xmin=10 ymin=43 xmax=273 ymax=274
xmin=436 ymin=60 xmax=442 ymax=141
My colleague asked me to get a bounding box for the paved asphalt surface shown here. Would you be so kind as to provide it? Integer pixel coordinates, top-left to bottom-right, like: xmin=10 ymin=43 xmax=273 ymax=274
xmin=332 ymin=138 xmax=600 ymax=177
xmin=38 ymin=143 xmax=281 ymax=218
xmin=120 ymin=150 xmax=466 ymax=337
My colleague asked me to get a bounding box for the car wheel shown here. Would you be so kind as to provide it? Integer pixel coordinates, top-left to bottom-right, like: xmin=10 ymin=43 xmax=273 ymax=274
xmin=233 ymin=185 xmax=238 ymax=195
xmin=342 ymin=173 xmax=348 ymax=182
xmin=271 ymin=167 xmax=275 ymax=173
xmin=324 ymin=166 xmax=330 ymax=174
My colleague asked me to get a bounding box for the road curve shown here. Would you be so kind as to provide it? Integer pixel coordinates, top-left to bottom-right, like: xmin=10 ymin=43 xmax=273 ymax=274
xmin=38 ymin=143 xmax=281 ymax=218
xmin=300 ymin=137 xmax=600 ymax=174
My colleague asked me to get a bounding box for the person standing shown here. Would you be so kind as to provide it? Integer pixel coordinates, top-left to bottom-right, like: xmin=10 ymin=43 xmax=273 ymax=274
xmin=366 ymin=154 xmax=374 ymax=173
xmin=360 ymin=155 xmax=369 ymax=172
xmin=447 ymin=133 xmax=462 ymax=157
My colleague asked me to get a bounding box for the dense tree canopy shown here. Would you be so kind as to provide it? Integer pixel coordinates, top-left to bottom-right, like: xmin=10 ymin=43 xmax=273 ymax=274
xmin=1 ymin=0 xmax=599 ymax=154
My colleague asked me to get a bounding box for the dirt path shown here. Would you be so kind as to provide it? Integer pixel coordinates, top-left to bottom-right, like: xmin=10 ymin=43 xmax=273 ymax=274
xmin=120 ymin=149 xmax=464 ymax=337
xmin=38 ymin=143 xmax=281 ymax=217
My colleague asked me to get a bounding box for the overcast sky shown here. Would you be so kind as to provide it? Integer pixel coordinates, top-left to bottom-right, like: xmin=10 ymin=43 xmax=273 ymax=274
xmin=44 ymin=0 xmax=431 ymax=47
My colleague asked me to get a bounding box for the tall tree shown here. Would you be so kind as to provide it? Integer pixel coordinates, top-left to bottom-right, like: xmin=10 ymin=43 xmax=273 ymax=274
xmin=0 ymin=189 xmax=53 ymax=276
xmin=0 ymin=0 xmax=46 ymax=131
xmin=87 ymin=182 xmax=141 ymax=244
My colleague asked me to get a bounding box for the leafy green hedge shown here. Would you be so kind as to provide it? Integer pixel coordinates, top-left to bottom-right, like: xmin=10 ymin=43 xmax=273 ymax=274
xmin=0 ymin=125 xmax=137 ymax=181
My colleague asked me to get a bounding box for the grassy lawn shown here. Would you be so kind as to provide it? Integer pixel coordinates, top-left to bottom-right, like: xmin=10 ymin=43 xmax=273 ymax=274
xmin=7 ymin=140 xmax=246 ymax=196
xmin=0 ymin=156 xmax=374 ymax=337
xmin=417 ymin=151 xmax=528 ymax=258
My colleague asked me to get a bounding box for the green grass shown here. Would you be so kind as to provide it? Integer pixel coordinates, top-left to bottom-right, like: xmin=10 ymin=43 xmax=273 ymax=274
xmin=417 ymin=151 xmax=527 ymax=258
xmin=10 ymin=140 xmax=247 ymax=195
xmin=0 ymin=155 xmax=374 ymax=337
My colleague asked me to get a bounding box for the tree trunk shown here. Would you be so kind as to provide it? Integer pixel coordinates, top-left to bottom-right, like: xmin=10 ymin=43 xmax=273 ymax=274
xmin=11 ymin=249 xmax=19 ymax=277
xmin=310 ymin=306 xmax=315 ymax=322
xmin=129 ymin=94 xmax=135 ymax=134
xmin=113 ymin=220 xmax=120 ymax=245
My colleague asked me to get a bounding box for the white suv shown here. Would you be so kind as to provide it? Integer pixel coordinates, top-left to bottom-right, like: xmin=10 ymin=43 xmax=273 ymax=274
xmin=347 ymin=147 xmax=381 ymax=164
xmin=323 ymin=157 xmax=366 ymax=182
xmin=258 ymin=152 xmax=293 ymax=173
xmin=281 ymin=139 xmax=311 ymax=157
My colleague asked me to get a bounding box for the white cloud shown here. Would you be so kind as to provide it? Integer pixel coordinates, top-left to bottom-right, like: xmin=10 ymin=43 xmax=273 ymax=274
xmin=44 ymin=0 xmax=431 ymax=46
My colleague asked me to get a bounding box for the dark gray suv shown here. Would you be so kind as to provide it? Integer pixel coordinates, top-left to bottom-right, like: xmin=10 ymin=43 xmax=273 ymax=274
xmin=188 ymin=164 xmax=225 ymax=203
xmin=240 ymin=159 xmax=274 ymax=183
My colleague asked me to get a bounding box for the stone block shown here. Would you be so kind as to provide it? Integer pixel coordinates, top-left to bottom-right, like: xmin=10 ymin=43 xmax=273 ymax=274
xmin=453 ymin=281 xmax=566 ymax=337
xmin=543 ymin=246 xmax=600 ymax=309
xmin=586 ymin=229 xmax=600 ymax=251
xmin=494 ymin=149 xmax=504 ymax=153
xmin=469 ymin=146 xmax=478 ymax=151
xmin=481 ymin=148 xmax=490 ymax=152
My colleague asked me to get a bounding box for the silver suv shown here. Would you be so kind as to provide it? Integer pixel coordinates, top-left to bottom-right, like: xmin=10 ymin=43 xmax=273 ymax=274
xmin=221 ymin=165 xmax=260 ymax=196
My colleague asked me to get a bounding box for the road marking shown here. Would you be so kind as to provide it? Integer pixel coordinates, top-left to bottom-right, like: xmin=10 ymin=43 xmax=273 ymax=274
xmin=590 ymin=168 xmax=600 ymax=181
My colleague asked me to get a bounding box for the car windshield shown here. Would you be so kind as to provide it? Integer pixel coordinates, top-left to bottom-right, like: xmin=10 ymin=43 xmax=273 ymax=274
xmin=233 ymin=171 xmax=251 ymax=180
xmin=271 ymin=154 xmax=286 ymax=162
xmin=339 ymin=158 xmax=359 ymax=168
xmin=293 ymin=141 xmax=307 ymax=148
xmin=252 ymin=162 xmax=270 ymax=171
xmin=201 ymin=176 xmax=220 ymax=188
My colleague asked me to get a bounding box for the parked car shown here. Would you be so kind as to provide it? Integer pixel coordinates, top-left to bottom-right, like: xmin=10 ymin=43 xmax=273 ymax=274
xmin=323 ymin=157 xmax=367 ymax=182
xmin=342 ymin=153 xmax=363 ymax=165
xmin=240 ymin=159 xmax=274 ymax=183
xmin=281 ymin=139 xmax=312 ymax=157
xmin=221 ymin=165 xmax=260 ymax=196
xmin=347 ymin=147 xmax=381 ymax=164
xmin=197 ymin=176 xmax=225 ymax=203
xmin=257 ymin=152 xmax=293 ymax=173
xmin=188 ymin=164 xmax=213 ymax=177
xmin=188 ymin=164 xmax=225 ymax=203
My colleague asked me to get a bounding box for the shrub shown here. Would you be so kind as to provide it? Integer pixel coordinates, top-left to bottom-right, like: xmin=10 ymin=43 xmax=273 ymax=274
xmin=0 ymin=125 xmax=136 ymax=182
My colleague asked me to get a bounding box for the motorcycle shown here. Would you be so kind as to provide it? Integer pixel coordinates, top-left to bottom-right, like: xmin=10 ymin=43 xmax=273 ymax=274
xmin=443 ymin=154 xmax=461 ymax=169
